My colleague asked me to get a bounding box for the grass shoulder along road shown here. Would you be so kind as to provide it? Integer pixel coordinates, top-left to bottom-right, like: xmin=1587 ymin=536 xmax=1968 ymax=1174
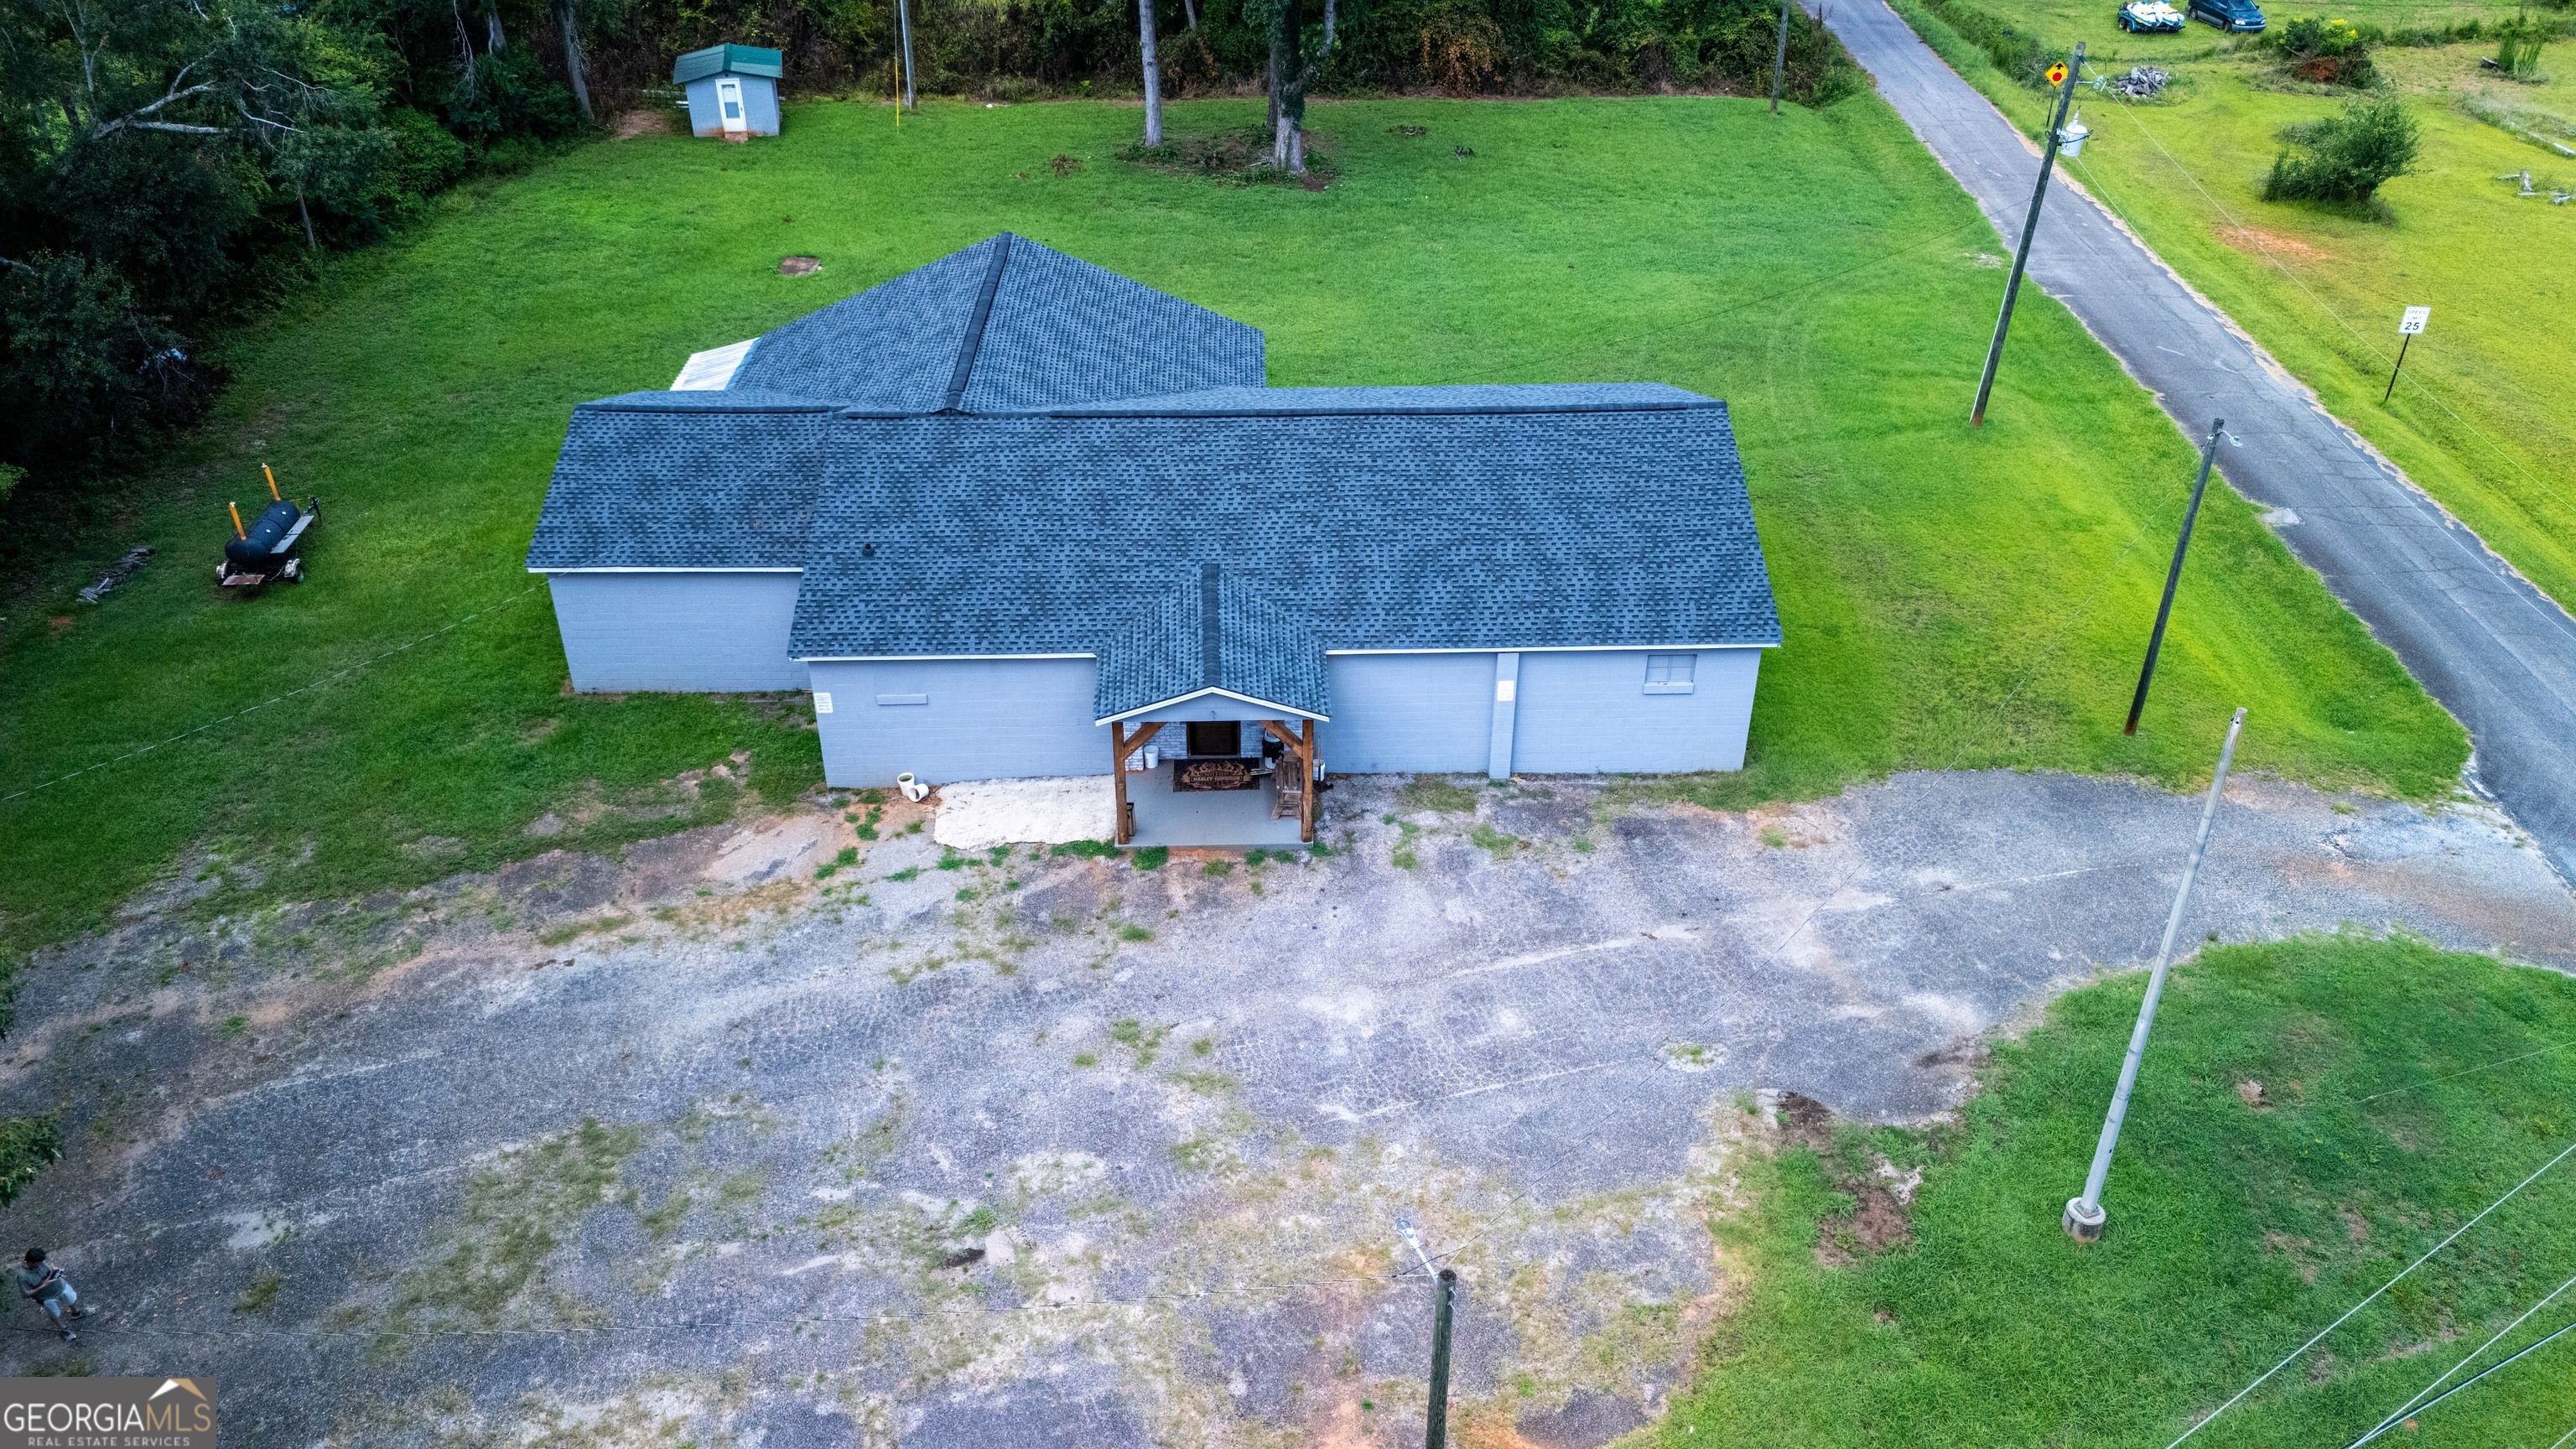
xmin=1663 ymin=932 xmax=2576 ymax=1448
xmin=1898 ymin=0 xmax=2576 ymax=615
xmin=0 ymin=92 xmax=2464 ymax=959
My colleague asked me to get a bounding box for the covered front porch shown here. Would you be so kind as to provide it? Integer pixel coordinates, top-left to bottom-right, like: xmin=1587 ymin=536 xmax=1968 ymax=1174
xmin=1110 ymin=716 xmax=1319 ymax=849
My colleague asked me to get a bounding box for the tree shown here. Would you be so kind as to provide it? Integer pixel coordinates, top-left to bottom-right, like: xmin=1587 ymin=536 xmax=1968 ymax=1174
xmin=1140 ymin=0 xmax=1161 ymax=146
xmin=2262 ymin=96 xmax=2419 ymax=204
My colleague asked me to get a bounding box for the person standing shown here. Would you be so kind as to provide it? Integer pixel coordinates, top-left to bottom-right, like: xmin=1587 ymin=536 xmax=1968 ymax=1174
xmin=18 ymin=1249 xmax=86 ymax=1341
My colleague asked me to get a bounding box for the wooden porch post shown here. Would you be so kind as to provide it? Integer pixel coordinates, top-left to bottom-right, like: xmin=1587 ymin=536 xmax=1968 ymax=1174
xmin=1110 ymin=722 xmax=1132 ymax=844
xmin=1300 ymin=718 xmax=1317 ymax=843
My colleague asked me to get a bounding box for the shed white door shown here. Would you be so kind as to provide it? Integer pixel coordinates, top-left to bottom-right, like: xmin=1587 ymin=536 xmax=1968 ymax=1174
xmin=716 ymin=77 xmax=747 ymax=133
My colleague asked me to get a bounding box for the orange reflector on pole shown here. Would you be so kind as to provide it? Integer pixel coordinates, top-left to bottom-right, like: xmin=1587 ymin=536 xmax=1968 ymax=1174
xmin=263 ymin=464 xmax=282 ymax=501
xmin=229 ymin=501 xmax=247 ymax=539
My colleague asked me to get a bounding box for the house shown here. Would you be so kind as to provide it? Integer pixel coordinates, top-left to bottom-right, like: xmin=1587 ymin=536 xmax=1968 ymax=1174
xmin=674 ymin=44 xmax=782 ymax=138
xmin=527 ymin=235 xmax=1781 ymax=847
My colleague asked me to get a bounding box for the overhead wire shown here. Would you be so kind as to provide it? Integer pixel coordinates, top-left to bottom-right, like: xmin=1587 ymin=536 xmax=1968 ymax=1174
xmin=2348 ymin=1315 xmax=2576 ymax=1446
xmin=0 ymin=581 xmax=548 ymax=806
xmin=2165 ymin=1133 xmax=2576 ymax=1447
xmin=2342 ymin=1268 xmax=2576 ymax=1447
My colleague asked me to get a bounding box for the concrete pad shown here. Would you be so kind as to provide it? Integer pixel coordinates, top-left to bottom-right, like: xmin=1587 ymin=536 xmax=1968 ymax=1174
xmin=932 ymin=775 xmax=1115 ymax=848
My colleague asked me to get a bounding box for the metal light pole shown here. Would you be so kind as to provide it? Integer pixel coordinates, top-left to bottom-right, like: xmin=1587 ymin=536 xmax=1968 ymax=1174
xmin=2124 ymin=417 xmax=2225 ymax=736
xmin=1971 ymin=42 xmax=2085 ymax=427
xmin=1426 ymin=1269 xmax=1458 ymax=1449
xmin=1771 ymin=0 xmax=1794 ymax=114
xmin=2064 ymin=706 xmax=2246 ymax=1242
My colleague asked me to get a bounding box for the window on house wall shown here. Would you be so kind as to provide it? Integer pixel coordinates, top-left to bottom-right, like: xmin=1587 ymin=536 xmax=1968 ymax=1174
xmin=1644 ymin=653 xmax=1697 ymax=694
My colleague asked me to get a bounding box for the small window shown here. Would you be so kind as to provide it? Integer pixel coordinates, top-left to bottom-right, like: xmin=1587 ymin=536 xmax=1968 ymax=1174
xmin=1644 ymin=653 xmax=1696 ymax=694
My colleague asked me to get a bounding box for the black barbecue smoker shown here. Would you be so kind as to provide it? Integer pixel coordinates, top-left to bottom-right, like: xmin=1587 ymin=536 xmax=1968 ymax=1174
xmin=218 ymin=465 xmax=318 ymax=589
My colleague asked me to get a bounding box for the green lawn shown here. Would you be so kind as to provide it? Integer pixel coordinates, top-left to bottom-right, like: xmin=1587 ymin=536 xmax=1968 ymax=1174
xmin=0 ymin=94 xmax=2464 ymax=957
xmin=1665 ymin=932 xmax=2576 ymax=1447
xmin=1905 ymin=2 xmax=2576 ymax=614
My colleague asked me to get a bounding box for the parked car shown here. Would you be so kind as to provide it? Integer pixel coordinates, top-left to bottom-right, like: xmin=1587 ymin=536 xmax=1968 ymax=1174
xmin=2118 ymin=0 xmax=2185 ymax=31
xmin=2188 ymin=0 xmax=2265 ymax=30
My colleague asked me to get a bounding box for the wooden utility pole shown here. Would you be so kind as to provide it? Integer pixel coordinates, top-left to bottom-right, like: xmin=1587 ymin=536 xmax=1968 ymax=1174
xmin=2125 ymin=418 xmax=2225 ymax=736
xmin=1971 ymin=42 xmax=2085 ymax=426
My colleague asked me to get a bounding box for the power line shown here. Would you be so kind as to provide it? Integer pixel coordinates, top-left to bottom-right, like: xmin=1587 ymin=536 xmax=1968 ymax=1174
xmin=2344 ymin=1269 xmax=2576 ymax=1447
xmin=2166 ymin=1134 xmax=2576 ymax=1447
xmin=2349 ymin=1315 xmax=2576 ymax=1447
xmin=0 ymin=582 xmax=546 ymax=806
xmin=2356 ymin=1039 xmax=2576 ymax=1104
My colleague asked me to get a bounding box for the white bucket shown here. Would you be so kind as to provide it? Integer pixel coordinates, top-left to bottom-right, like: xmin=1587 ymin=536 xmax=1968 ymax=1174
xmin=897 ymin=772 xmax=929 ymax=802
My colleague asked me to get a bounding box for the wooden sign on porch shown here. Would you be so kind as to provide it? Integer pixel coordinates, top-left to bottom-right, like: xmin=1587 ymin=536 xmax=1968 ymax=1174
xmin=1175 ymin=759 xmax=1258 ymax=792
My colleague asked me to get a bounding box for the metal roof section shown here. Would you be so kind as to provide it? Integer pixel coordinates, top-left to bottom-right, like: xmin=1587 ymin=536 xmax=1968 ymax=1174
xmin=673 ymin=44 xmax=784 ymax=83
xmin=673 ymin=339 xmax=759 ymax=391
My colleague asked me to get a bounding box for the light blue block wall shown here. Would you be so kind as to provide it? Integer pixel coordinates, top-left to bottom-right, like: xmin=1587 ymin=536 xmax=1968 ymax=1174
xmin=1322 ymin=653 xmax=1497 ymax=774
xmin=684 ymin=74 xmax=781 ymax=136
xmin=548 ymin=572 xmax=808 ymax=693
xmin=809 ymin=658 xmax=1104 ymax=787
xmin=1510 ymin=648 xmax=1763 ymax=773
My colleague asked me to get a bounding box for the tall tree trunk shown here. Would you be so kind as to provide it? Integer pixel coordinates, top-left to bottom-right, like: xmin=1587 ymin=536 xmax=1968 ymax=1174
xmin=896 ymin=0 xmax=917 ymax=109
xmin=1182 ymin=0 xmax=1197 ymax=28
xmin=296 ymin=181 xmax=318 ymax=253
xmin=558 ymin=0 xmax=595 ymax=120
xmin=1139 ymin=0 xmax=1161 ymax=145
xmin=1267 ymin=36 xmax=1282 ymax=163
xmin=1322 ymin=0 xmax=1336 ymax=49
xmin=486 ymin=8 xmax=506 ymax=51
xmin=1275 ymin=0 xmax=1307 ymax=174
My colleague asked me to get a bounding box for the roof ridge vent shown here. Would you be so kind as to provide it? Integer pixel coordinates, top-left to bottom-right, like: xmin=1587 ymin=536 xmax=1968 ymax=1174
xmin=939 ymin=234 xmax=1014 ymax=413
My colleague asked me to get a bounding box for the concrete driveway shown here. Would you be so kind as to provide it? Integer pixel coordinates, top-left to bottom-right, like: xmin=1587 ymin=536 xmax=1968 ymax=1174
xmin=1819 ymin=0 xmax=2576 ymax=886
xmin=1 ymin=772 xmax=2568 ymax=1446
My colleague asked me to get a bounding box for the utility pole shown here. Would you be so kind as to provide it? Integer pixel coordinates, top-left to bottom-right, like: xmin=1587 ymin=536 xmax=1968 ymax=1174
xmin=1971 ymin=42 xmax=2085 ymax=427
xmin=2125 ymin=417 xmax=2225 ymax=736
xmin=1771 ymin=0 xmax=1794 ymax=114
xmin=2064 ymin=706 xmax=2246 ymax=1242
xmin=896 ymin=0 xmax=917 ymax=112
xmin=1426 ymin=1269 xmax=1458 ymax=1449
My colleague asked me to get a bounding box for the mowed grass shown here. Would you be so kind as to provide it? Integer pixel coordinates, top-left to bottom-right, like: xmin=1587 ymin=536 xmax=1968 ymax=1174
xmin=1910 ymin=4 xmax=2576 ymax=613
xmin=1664 ymin=933 xmax=2576 ymax=1447
xmin=0 ymin=94 xmax=2464 ymax=953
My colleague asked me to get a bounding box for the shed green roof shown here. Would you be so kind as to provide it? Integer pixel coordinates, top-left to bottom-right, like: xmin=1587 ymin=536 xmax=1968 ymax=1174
xmin=673 ymin=44 xmax=784 ymax=83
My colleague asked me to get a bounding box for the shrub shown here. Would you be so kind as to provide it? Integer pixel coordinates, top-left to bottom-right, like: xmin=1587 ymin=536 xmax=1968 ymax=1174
xmin=0 ymin=1116 xmax=64 ymax=1207
xmin=2265 ymin=16 xmax=2377 ymax=86
xmin=2263 ymin=96 xmax=2420 ymax=201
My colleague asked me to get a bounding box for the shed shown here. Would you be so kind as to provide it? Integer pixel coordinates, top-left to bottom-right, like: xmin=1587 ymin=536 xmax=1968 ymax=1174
xmin=528 ymin=235 xmax=1782 ymax=849
xmin=673 ymin=44 xmax=782 ymax=138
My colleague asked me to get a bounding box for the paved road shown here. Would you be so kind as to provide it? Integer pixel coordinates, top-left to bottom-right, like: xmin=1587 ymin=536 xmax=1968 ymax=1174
xmin=1822 ymin=0 xmax=2576 ymax=886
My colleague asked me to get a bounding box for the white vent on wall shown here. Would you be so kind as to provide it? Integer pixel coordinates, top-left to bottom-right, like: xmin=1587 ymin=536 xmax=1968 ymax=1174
xmin=673 ymin=338 xmax=758 ymax=391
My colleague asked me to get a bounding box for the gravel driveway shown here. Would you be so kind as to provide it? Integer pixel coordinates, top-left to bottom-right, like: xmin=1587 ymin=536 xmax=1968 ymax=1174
xmin=1 ymin=771 xmax=2567 ymax=1446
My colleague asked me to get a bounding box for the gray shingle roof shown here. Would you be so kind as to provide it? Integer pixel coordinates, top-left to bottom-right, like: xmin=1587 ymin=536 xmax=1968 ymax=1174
xmin=527 ymin=239 xmax=1779 ymax=716
xmin=526 ymin=396 xmax=825 ymax=570
xmin=785 ymin=400 xmax=1779 ymax=718
xmin=720 ymin=233 xmax=1262 ymax=413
